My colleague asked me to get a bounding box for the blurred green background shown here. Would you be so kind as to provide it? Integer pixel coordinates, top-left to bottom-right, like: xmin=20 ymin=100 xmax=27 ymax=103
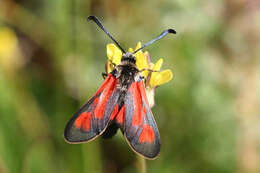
xmin=1 ymin=0 xmax=260 ymax=173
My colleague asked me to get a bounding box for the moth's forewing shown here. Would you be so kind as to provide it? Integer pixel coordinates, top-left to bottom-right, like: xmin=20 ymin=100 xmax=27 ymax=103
xmin=123 ymin=81 xmax=161 ymax=159
xmin=64 ymin=74 xmax=121 ymax=143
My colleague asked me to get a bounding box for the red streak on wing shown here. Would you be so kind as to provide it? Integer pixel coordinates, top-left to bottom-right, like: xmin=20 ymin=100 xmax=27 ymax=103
xmin=110 ymin=104 xmax=119 ymax=120
xmin=138 ymin=81 xmax=149 ymax=106
xmin=93 ymin=97 xmax=99 ymax=106
xmin=131 ymin=83 xmax=143 ymax=126
xmin=74 ymin=112 xmax=92 ymax=131
xmin=116 ymin=106 xmax=125 ymax=124
xmin=138 ymin=125 xmax=155 ymax=143
xmin=95 ymin=74 xmax=114 ymax=94
xmin=94 ymin=76 xmax=116 ymax=119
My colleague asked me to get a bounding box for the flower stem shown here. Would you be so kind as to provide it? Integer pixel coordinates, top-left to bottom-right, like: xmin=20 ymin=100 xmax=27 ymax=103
xmin=137 ymin=155 xmax=146 ymax=173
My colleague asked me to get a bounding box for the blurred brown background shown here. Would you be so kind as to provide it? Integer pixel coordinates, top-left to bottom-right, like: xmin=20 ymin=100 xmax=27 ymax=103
xmin=0 ymin=0 xmax=260 ymax=173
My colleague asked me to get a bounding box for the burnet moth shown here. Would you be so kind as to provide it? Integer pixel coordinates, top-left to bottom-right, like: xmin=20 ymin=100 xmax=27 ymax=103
xmin=64 ymin=15 xmax=176 ymax=159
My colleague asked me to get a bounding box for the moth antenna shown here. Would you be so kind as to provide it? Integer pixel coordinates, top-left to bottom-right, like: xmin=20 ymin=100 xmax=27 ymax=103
xmin=133 ymin=29 xmax=177 ymax=54
xmin=88 ymin=16 xmax=126 ymax=53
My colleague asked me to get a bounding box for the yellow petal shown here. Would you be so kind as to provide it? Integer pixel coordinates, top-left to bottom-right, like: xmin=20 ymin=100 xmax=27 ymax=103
xmin=106 ymin=44 xmax=122 ymax=65
xmin=150 ymin=69 xmax=173 ymax=87
xmin=128 ymin=48 xmax=134 ymax=53
xmin=128 ymin=41 xmax=141 ymax=53
xmin=135 ymin=42 xmax=142 ymax=50
xmin=133 ymin=42 xmax=149 ymax=75
xmin=149 ymin=59 xmax=163 ymax=85
xmin=136 ymin=52 xmax=149 ymax=76
xmin=153 ymin=58 xmax=163 ymax=71
xmin=142 ymin=70 xmax=149 ymax=77
xmin=106 ymin=60 xmax=114 ymax=73
xmin=136 ymin=52 xmax=148 ymax=69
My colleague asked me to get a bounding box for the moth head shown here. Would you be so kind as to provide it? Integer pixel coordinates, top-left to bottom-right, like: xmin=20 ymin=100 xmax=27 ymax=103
xmin=121 ymin=52 xmax=136 ymax=64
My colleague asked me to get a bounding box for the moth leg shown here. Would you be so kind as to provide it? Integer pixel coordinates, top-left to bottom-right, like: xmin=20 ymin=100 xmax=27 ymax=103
xmin=102 ymin=72 xmax=108 ymax=79
xmin=139 ymin=68 xmax=159 ymax=73
xmin=108 ymin=59 xmax=117 ymax=67
xmin=140 ymin=76 xmax=145 ymax=80
xmin=105 ymin=60 xmax=117 ymax=74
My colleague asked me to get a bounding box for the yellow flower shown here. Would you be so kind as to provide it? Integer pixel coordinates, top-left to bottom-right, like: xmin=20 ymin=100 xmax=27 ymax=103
xmin=105 ymin=42 xmax=173 ymax=89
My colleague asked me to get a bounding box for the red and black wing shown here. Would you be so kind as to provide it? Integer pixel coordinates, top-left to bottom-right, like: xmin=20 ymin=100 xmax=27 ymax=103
xmin=122 ymin=80 xmax=161 ymax=159
xmin=64 ymin=74 xmax=121 ymax=143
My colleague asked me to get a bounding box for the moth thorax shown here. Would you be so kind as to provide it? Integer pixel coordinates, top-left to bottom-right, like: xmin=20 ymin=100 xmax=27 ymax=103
xmin=121 ymin=52 xmax=136 ymax=64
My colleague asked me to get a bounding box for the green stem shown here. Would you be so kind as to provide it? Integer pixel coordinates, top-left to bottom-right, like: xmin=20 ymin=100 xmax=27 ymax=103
xmin=82 ymin=141 xmax=102 ymax=173
xmin=137 ymin=155 xmax=146 ymax=173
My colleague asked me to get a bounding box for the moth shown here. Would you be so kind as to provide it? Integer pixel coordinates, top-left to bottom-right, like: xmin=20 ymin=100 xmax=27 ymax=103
xmin=64 ymin=15 xmax=176 ymax=159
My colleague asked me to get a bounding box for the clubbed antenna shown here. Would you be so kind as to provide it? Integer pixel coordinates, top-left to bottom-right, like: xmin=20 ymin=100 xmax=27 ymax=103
xmin=88 ymin=16 xmax=126 ymax=53
xmin=133 ymin=29 xmax=177 ymax=54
